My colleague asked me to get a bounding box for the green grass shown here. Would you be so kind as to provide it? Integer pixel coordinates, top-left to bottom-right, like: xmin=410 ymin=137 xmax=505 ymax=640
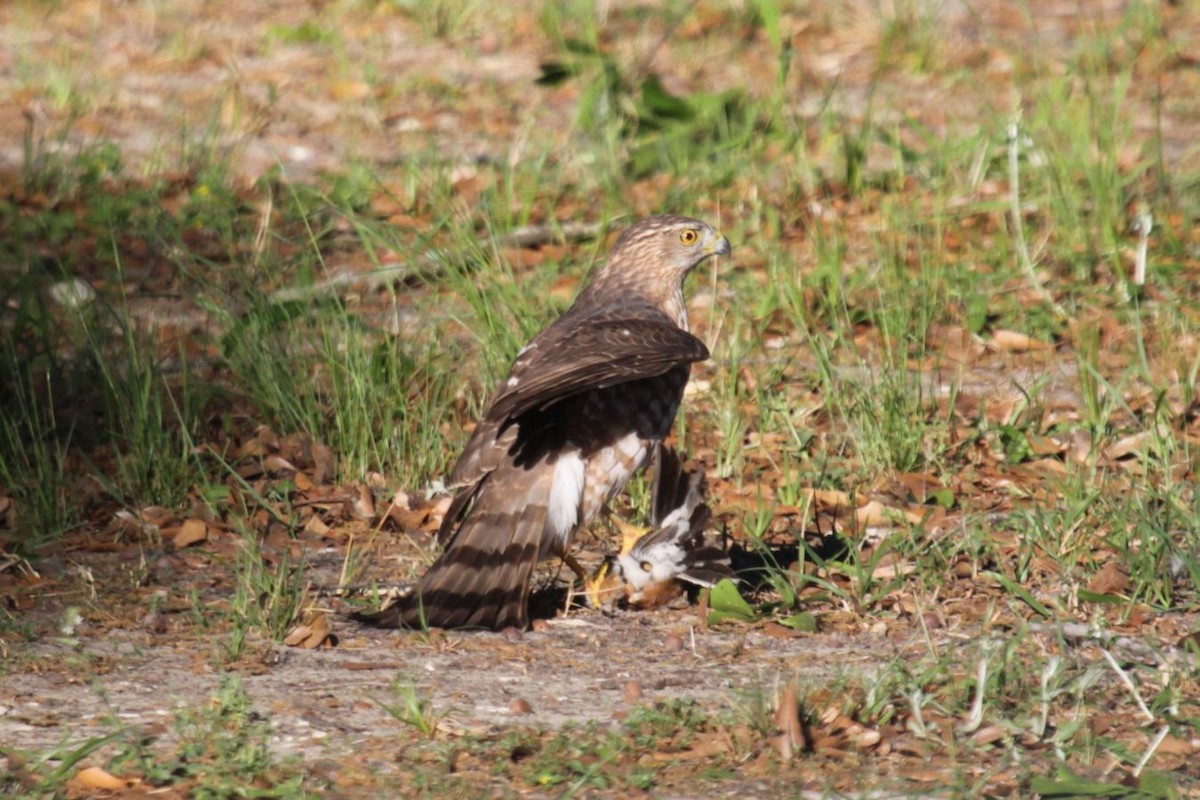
xmin=1 ymin=677 xmax=309 ymax=798
xmin=111 ymin=677 xmax=308 ymax=797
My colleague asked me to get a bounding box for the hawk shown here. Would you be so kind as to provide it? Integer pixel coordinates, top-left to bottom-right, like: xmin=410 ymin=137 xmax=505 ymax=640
xmin=354 ymin=215 xmax=729 ymax=630
xmin=587 ymin=444 xmax=735 ymax=610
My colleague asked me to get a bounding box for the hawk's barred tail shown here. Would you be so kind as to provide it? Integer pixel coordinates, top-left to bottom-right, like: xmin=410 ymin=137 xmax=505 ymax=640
xmin=352 ymin=465 xmax=550 ymax=631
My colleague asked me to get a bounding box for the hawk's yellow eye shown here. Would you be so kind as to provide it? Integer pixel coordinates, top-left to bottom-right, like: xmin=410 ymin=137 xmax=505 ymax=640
xmin=640 ymin=561 xmax=653 ymax=572
xmin=679 ymin=229 xmax=698 ymax=245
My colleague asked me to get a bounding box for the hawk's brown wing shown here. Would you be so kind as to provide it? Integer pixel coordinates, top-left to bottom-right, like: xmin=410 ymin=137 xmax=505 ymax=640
xmin=485 ymin=316 xmax=709 ymax=424
xmin=438 ymin=312 xmax=707 ymax=543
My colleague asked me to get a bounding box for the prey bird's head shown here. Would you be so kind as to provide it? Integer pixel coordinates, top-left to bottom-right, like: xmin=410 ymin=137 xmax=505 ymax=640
xmin=585 ymin=446 xmax=736 ymax=611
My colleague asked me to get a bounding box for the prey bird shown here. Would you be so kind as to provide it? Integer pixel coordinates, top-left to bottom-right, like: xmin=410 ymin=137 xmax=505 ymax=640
xmin=587 ymin=444 xmax=735 ymax=610
xmin=354 ymin=215 xmax=730 ymax=630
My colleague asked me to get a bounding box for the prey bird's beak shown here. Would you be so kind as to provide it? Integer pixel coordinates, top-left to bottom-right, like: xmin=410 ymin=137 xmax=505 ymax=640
xmin=709 ymin=234 xmax=731 ymax=257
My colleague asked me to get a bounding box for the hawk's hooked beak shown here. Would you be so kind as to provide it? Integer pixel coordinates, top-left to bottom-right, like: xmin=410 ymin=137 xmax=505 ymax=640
xmin=708 ymin=234 xmax=731 ymax=257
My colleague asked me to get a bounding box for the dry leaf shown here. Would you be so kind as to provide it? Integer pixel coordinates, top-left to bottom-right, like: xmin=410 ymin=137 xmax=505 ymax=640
xmin=283 ymin=624 xmax=314 ymax=647
xmin=1105 ymin=430 xmax=1165 ymax=461
xmin=761 ymin=621 xmax=803 ymax=638
xmin=892 ymin=472 xmax=944 ymax=503
xmin=74 ymin=766 xmax=126 ymax=791
xmin=855 ymin=500 xmax=925 ymax=527
xmin=991 ymin=329 xmax=1053 ymax=352
xmin=303 ymin=514 xmax=332 ymax=538
xmin=1013 ymin=458 xmax=1069 ymax=479
xmin=262 ymin=454 xmax=298 ymax=475
xmin=312 ymin=442 xmax=337 ymax=484
xmin=871 ymin=560 xmax=916 ymax=581
xmin=284 ymin=613 xmax=332 ymax=649
xmin=171 ymin=518 xmax=208 ymax=548
xmin=1086 ymin=562 xmax=1130 ymax=596
xmin=773 ymin=682 xmax=805 ymax=760
xmin=350 ymin=484 xmax=375 ymax=520
xmin=802 ymin=488 xmax=854 ymax=511
xmin=970 ymin=725 xmax=1006 ymax=745
xmin=1026 ymin=434 xmax=1067 ymax=457
xmin=1156 ymin=734 xmax=1194 ymax=756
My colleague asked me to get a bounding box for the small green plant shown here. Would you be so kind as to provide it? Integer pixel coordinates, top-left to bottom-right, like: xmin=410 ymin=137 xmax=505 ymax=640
xmin=389 ymin=0 xmax=481 ymax=39
xmin=535 ymin=30 xmax=753 ymax=179
xmin=379 ymin=680 xmax=441 ymax=737
xmin=222 ymin=531 xmax=307 ymax=662
xmin=111 ymin=676 xmax=306 ymax=797
xmin=0 ymin=731 xmax=127 ymax=797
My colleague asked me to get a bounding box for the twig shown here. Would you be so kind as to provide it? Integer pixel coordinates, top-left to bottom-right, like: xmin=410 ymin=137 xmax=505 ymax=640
xmin=1133 ymin=201 xmax=1152 ymax=288
xmin=1033 ymin=655 xmax=1062 ymax=739
xmin=907 ymin=688 xmax=928 ymax=738
xmin=269 ymin=221 xmax=603 ymax=303
xmin=1030 ymin=621 xmax=1177 ymax=666
xmin=1134 ymin=725 xmax=1169 ymax=777
xmin=959 ymin=651 xmax=989 ymax=734
xmin=1100 ymin=647 xmax=1155 ymax=723
xmin=1007 ymin=120 xmax=1068 ymax=320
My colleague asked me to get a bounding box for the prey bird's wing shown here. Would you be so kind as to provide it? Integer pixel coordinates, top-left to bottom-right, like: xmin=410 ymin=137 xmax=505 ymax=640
xmin=628 ymin=445 xmax=735 ymax=589
xmin=633 ymin=445 xmax=710 ymax=552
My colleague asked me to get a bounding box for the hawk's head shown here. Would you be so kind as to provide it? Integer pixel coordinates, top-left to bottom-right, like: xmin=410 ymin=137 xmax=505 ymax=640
xmin=586 ymin=215 xmax=730 ymax=324
xmin=609 ymin=214 xmax=731 ymax=279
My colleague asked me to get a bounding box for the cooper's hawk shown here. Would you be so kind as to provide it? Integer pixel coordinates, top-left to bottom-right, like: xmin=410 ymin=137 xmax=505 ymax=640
xmin=354 ymin=215 xmax=729 ymax=630
xmin=587 ymin=444 xmax=735 ymax=610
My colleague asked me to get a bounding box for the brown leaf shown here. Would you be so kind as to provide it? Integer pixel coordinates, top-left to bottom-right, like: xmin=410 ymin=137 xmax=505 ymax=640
xmin=283 ymin=624 xmax=314 ymax=647
xmin=856 ymin=729 xmax=883 ymax=749
xmin=855 ymin=500 xmax=925 ymax=528
xmin=73 ymin=766 xmax=127 ymax=791
xmin=970 ymin=725 xmax=1006 ymax=745
xmin=1105 ymin=430 xmax=1162 ymax=461
xmin=801 ymin=488 xmax=854 ymax=511
xmin=236 ymin=439 xmax=270 ymax=459
xmin=284 ymin=613 xmax=332 ymax=649
xmin=171 ymin=518 xmax=208 ymax=548
xmin=1156 ymin=734 xmax=1194 ymax=756
xmin=1086 ymin=562 xmax=1130 ymax=596
xmin=773 ymin=682 xmax=805 ymax=760
xmin=761 ymin=621 xmax=803 ymax=638
xmin=302 ymin=514 xmax=332 ymax=539
xmin=934 ymin=324 xmax=984 ymax=363
xmin=350 ymin=484 xmax=375 ymax=521
xmin=262 ymin=454 xmax=298 ymax=475
xmin=1026 ymin=434 xmax=1067 ymax=457
xmin=892 ymin=472 xmax=944 ymax=503
xmin=1012 ymin=458 xmax=1069 ymax=479
xmin=991 ymin=329 xmax=1053 ymax=352
xmin=870 ymin=556 xmax=916 ymax=581
xmin=312 ymin=442 xmax=337 ymax=484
